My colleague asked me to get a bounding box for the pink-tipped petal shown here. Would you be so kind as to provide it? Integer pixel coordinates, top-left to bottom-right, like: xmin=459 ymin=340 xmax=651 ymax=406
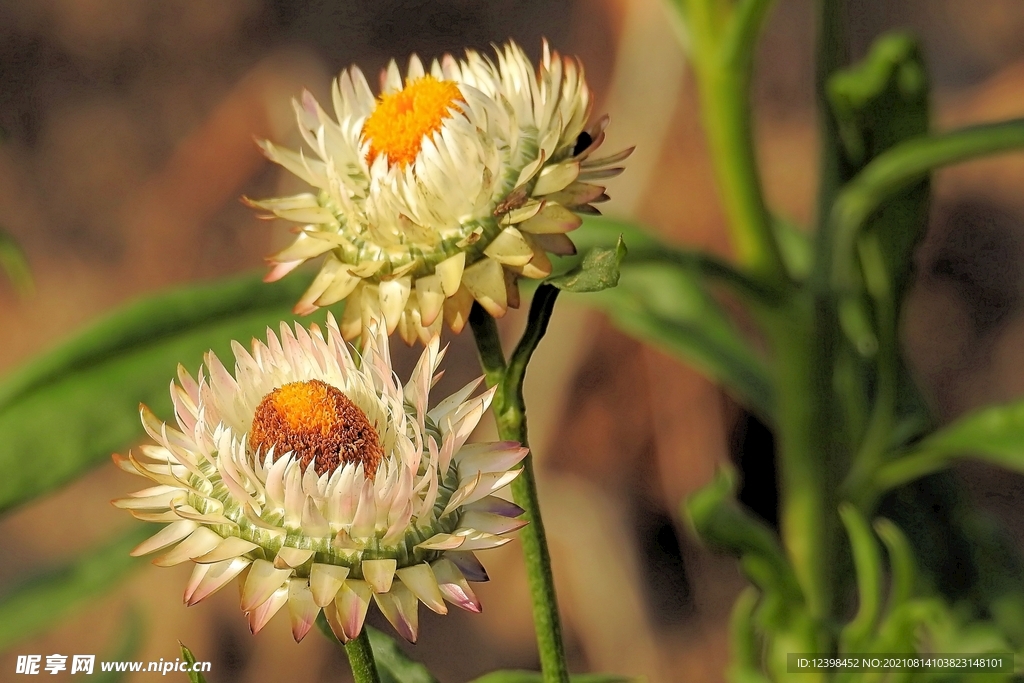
xmin=374 ymin=582 xmax=419 ymax=643
xmin=431 ymin=558 xmax=482 ymax=612
xmin=189 ymin=557 xmax=251 ymax=606
xmin=240 ymin=559 xmax=292 ymax=612
xmin=192 ymin=536 xmax=259 ymax=564
xmin=287 ymin=579 xmax=320 ymax=642
xmin=248 ymin=585 xmax=289 ymax=634
xmin=131 ymin=520 xmax=198 ymax=557
xmin=337 ymin=580 xmax=373 ymax=640
xmin=396 ymin=564 xmax=447 ymax=615
xmin=152 ymin=527 xmax=223 ymax=567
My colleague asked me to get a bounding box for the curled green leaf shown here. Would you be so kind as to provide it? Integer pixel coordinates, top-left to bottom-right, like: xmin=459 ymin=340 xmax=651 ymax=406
xmin=838 ymin=503 xmax=883 ymax=652
xmin=545 ymin=235 xmax=626 ymax=293
xmin=685 ymin=466 xmax=801 ymax=602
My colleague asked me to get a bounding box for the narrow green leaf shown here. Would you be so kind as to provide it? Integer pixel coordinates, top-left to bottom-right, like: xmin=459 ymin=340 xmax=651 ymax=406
xmin=562 ymin=217 xmax=774 ymax=420
xmin=468 ymin=671 xmax=631 ymax=683
xmin=0 ymin=525 xmax=153 ymax=652
xmin=0 ymin=270 xmax=314 ymax=514
xmin=837 ymin=504 xmax=883 ymax=651
xmin=873 ymin=518 xmax=917 ymax=612
xmin=93 ymin=608 xmax=145 ymax=683
xmin=594 ymin=263 xmax=774 ymax=422
xmin=831 ymin=118 xmax=1024 ymax=304
xmin=876 ymin=399 xmax=1024 ymax=491
xmin=0 ymin=228 xmax=33 ymax=297
xmin=546 ymin=235 xmax=626 ymax=293
xmin=685 ymin=466 xmax=801 ymax=602
xmin=179 ymin=643 xmax=210 ymax=683
xmin=366 ymin=627 xmax=439 ymax=683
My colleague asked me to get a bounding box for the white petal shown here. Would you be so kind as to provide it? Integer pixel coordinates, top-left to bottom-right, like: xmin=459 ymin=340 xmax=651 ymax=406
xmin=461 ymin=258 xmax=507 ymax=317
xmin=192 ymin=536 xmax=259 ymax=564
xmin=152 ymin=527 xmax=223 ymax=567
xmin=362 ymin=558 xmax=397 ymax=594
xmin=519 ymin=203 xmax=583 ymax=234
xmin=130 ymin=520 xmax=198 ymax=557
xmin=483 ymin=227 xmax=534 ymax=266
xmin=532 ymin=161 xmax=580 ymax=195
xmin=274 ymin=546 xmax=314 ymax=569
xmin=310 ymin=563 xmax=350 ymax=607
xmin=414 ymin=275 xmax=445 ymax=326
xmin=435 ymin=252 xmax=466 ymax=297
xmin=379 ymin=277 xmax=412 ymax=334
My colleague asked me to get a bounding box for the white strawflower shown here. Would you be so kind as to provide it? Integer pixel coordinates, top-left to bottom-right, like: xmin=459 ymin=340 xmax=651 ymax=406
xmin=113 ymin=316 xmax=527 ymax=643
xmin=249 ymin=40 xmax=631 ymax=343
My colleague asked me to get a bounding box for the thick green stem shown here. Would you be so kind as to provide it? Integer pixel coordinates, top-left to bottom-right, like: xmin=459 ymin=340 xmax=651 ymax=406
xmin=674 ymin=0 xmax=786 ymax=283
xmin=768 ymin=302 xmax=838 ymax=623
xmin=315 ymin=613 xmax=381 ymax=683
xmin=344 ymin=629 xmax=382 ymax=683
xmin=469 ymin=298 xmax=569 ymax=683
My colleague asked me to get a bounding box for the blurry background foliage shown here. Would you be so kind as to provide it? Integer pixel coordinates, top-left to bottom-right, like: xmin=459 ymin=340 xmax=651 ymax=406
xmin=4 ymin=1 xmax=1024 ymax=682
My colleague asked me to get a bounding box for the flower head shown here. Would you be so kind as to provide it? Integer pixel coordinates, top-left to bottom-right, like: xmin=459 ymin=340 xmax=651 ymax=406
xmin=249 ymin=40 xmax=631 ymax=343
xmin=113 ymin=316 xmax=527 ymax=643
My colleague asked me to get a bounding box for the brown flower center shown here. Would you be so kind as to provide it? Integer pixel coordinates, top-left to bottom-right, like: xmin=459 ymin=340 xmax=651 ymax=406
xmin=248 ymin=380 xmax=383 ymax=479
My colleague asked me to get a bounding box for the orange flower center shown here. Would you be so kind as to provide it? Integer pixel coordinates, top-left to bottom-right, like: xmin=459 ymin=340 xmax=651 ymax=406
xmin=248 ymin=380 xmax=383 ymax=479
xmin=363 ymin=75 xmax=464 ymax=169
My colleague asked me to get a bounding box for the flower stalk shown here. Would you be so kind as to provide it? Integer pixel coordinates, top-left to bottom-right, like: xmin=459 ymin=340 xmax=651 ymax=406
xmin=344 ymin=629 xmax=382 ymax=683
xmin=469 ymin=290 xmax=569 ymax=683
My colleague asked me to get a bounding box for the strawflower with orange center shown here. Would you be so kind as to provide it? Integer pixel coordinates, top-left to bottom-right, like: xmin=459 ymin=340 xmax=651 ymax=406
xmin=248 ymin=40 xmax=632 ymax=344
xmin=113 ymin=317 xmax=528 ymax=643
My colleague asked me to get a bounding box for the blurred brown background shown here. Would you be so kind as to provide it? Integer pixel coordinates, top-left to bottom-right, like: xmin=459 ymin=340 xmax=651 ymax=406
xmin=2 ymin=0 xmax=1024 ymax=681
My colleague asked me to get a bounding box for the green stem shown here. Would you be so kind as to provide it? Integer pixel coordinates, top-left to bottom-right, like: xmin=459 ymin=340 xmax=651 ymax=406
xmin=674 ymin=0 xmax=786 ymax=283
xmin=315 ymin=613 xmax=381 ymax=683
xmin=345 ymin=629 xmax=383 ymax=683
xmin=469 ymin=297 xmax=569 ymax=683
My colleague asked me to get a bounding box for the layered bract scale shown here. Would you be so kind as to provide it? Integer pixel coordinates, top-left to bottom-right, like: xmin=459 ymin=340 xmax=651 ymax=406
xmin=113 ymin=317 xmax=528 ymax=643
xmin=251 ymin=40 xmax=631 ymax=343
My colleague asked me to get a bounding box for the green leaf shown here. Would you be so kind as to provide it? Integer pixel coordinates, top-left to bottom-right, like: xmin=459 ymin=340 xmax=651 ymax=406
xmin=0 ymin=525 xmax=153 ymax=652
xmin=831 ymin=118 xmax=1024 ymax=312
xmin=0 ymin=228 xmax=33 ymax=297
xmin=366 ymin=626 xmax=439 ymax=683
xmin=0 ymin=270 xmax=314 ymax=514
xmin=876 ymin=399 xmax=1024 ymax=491
xmin=468 ymin=671 xmax=631 ymax=683
xmin=546 ymin=235 xmax=626 ymax=293
xmin=179 ymin=643 xmax=209 ymax=683
xmin=828 ymin=31 xmax=930 ymax=305
xmin=837 ymin=504 xmax=883 ymax=651
xmin=595 ymin=263 xmax=774 ymax=422
xmin=565 ymin=217 xmax=774 ymax=421
xmin=685 ymin=466 xmax=801 ymax=602
xmin=93 ymin=608 xmax=145 ymax=683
